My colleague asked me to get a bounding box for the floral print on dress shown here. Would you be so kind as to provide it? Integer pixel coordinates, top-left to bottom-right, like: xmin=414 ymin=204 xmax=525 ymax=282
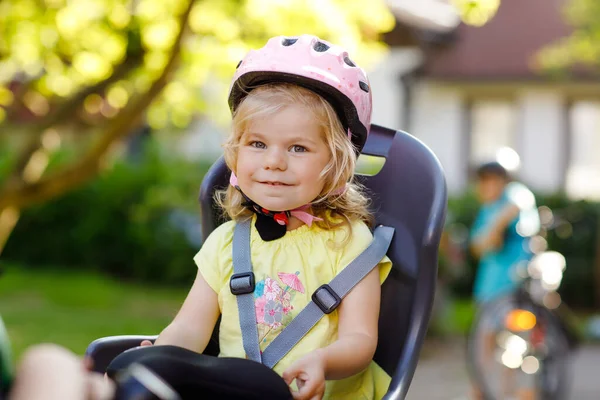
xmin=254 ymin=271 xmax=305 ymax=344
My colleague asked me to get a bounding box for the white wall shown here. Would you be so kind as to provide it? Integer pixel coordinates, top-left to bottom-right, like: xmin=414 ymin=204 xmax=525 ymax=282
xmin=411 ymin=81 xmax=466 ymax=194
xmin=405 ymin=83 xmax=569 ymax=195
xmin=368 ymin=47 xmax=422 ymax=130
xmin=517 ymin=90 xmax=565 ymax=193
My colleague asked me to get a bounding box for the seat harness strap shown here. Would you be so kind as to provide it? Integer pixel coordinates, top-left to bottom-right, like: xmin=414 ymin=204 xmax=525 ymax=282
xmin=231 ymin=218 xmax=394 ymax=368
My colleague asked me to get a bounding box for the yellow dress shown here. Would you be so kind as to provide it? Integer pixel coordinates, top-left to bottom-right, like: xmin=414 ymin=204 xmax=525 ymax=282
xmin=194 ymin=216 xmax=393 ymax=399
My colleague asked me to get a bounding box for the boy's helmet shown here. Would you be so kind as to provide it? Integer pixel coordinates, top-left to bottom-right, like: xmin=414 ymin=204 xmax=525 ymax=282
xmin=228 ymin=35 xmax=372 ymax=153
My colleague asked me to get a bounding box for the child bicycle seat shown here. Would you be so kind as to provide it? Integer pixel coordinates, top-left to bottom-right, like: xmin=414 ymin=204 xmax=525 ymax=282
xmin=109 ymin=345 xmax=292 ymax=399
xmin=86 ymin=124 xmax=448 ymax=400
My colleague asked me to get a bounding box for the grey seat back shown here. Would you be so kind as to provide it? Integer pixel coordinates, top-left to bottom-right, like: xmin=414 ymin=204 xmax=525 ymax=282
xmin=198 ymin=124 xmax=448 ymax=399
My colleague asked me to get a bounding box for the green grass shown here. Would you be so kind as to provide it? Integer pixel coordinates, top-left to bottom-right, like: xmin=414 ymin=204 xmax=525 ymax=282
xmin=0 ymin=265 xmax=188 ymax=361
xmin=452 ymin=298 xmax=479 ymax=332
xmin=427 ymin=297 xmax=476 ymax=338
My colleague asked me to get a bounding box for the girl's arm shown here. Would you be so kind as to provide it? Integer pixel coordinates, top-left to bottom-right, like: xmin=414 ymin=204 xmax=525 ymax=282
xmin=320 ymin=266 xmax=380 ymax=379
xmin=282 ymin=267 xmax=380 ymax=399
xmin=153 ymin=271 xmax=220 ymax=353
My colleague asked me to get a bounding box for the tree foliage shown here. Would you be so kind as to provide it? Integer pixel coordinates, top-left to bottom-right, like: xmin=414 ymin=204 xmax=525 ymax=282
xmin=0 ymin=0 xmax=394 ymax=206
xmin=535 ymin=0 xmax=600 ymax=74
xmin=0 ymin=0 xmax=394 ymax=253
xmin=451 ymin=0 xmax=501 ymax=27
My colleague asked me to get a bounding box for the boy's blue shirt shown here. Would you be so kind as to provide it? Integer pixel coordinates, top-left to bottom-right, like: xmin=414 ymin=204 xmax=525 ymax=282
xmin=471 ymin=182 xmax=540 ymax=303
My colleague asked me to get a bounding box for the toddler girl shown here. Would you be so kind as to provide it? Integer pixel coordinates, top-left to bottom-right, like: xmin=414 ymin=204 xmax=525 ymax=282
xmin=113 ymin=34 xmax=392 ymax=400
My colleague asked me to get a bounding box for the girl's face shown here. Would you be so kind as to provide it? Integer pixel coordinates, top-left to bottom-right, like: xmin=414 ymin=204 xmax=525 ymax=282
xmin=235 ymin=104 xmax=331 ymax=212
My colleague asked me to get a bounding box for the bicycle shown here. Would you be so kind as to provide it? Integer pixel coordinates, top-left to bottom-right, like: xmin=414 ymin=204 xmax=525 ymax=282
xmin=466 ymin=208 xmax=580 ymax=400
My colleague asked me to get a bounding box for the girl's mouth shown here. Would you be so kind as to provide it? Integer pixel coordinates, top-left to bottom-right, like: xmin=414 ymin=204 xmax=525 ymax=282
xmin=261 ymin=181 xmax=289 ymax=186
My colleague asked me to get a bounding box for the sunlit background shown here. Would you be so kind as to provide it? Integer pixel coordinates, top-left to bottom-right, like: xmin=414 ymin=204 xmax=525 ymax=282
xmin=1 ymin=0 xmax=600 ymax=398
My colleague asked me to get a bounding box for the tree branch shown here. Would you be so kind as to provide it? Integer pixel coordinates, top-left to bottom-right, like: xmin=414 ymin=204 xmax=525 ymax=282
xmin=0 ymin=0 xmax=195 ymax=210
xmin=2 ymin=55 xmax=143 ymax=189
xmin=1 ymin=79 xmax=34 ymax=123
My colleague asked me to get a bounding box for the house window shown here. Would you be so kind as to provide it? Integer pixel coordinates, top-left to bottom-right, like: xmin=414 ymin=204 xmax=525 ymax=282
xmin=566 ymin=101 xmax=600 ymax=200
xmin=469 ymin=99 xmax=518 ymax=167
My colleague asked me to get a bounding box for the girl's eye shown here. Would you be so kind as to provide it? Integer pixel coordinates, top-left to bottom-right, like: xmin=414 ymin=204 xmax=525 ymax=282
xmin=250 ymin=141 xmax=266 ymax=149
xmin=290 ymin=145 xmax=307 ymax=153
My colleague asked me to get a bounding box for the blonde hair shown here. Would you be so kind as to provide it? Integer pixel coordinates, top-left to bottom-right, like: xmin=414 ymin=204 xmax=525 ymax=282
xmin=216 ymin=82 xmax=373 ymax=235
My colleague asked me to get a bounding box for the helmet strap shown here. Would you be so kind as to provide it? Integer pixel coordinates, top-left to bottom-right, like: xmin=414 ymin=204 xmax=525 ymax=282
xmin=230 ymin=173 xmax=322 ymax=241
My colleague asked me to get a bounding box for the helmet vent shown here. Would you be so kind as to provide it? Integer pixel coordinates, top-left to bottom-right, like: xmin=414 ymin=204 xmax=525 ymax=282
xmin=313 ymin=41 xmax=330 ymax=52
xmin=282 ymin=38 xmax=298 ymax=46
xmin=359 ymin=81 xmax=369 ymax=92
xmin=343 ymin=56 xmax=356 ymax=67
xmin=236 ymin=60 xmax=242 ymax=69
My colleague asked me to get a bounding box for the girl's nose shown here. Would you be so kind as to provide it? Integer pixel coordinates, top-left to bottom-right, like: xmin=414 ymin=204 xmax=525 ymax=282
xmin=263 ymin=147 xmax=287 ymax=171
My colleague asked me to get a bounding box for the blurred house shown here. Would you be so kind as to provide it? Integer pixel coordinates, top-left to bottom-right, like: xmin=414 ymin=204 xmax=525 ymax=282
xmin=175 ymin=0 xmax=600 ymax=200
xmin=373 ymin=0 xmax=600 ymax=199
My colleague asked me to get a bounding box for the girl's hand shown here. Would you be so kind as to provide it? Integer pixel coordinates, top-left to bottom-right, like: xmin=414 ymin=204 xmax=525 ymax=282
xmin=282 ymin=350 xmax=326 ymax=400
xmin=140 ymin=340 xmax=153 ymax=347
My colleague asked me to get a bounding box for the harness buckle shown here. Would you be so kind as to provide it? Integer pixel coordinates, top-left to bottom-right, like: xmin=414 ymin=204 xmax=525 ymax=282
xmin=230 ymin=272 xmax=255 ymax=295
xmin=312 ymin=284 xmax=341 ymax=314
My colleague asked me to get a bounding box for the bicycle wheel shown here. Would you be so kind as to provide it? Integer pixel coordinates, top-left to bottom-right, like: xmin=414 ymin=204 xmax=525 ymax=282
xmin=467 ymin=294 xmax=571 ymax=400
xmin=533 ymin=308 xmax=572 ymax=400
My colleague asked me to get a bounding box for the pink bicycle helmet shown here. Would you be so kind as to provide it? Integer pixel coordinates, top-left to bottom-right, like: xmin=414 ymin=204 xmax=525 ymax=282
xmin=228 ymin=34 xmax=372 ymax=152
